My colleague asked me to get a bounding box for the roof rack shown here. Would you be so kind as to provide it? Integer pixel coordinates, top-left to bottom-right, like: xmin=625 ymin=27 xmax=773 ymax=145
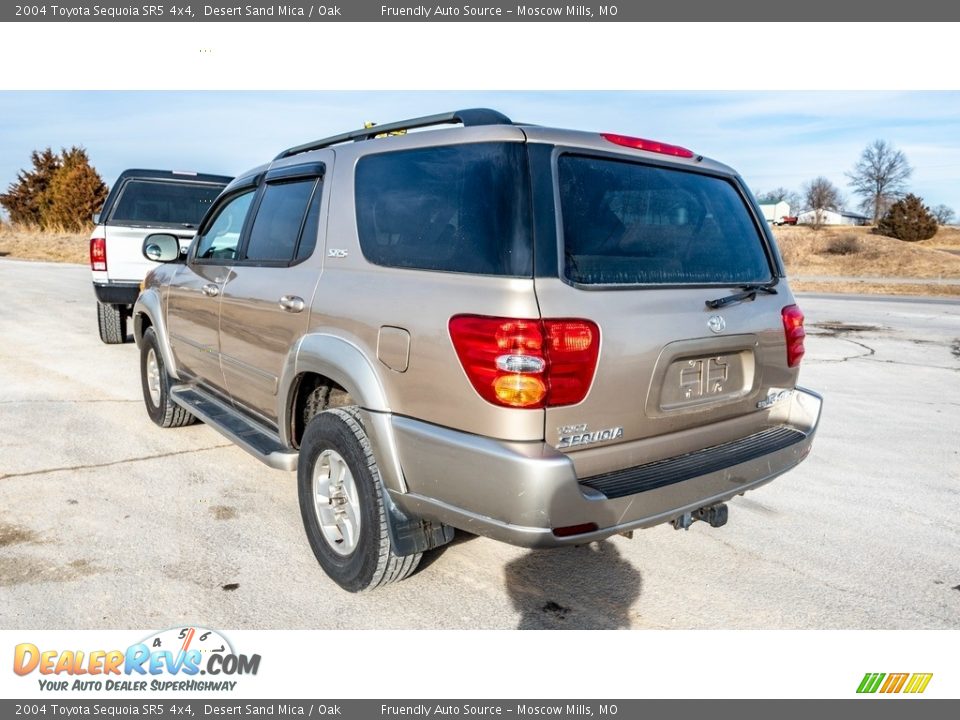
xmin=274 ymin=108 xmax=513 ymax=160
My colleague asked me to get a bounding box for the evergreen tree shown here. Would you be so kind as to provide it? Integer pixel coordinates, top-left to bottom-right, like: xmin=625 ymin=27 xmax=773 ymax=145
xmin=875 ymin=194 xmax=938 ymax=242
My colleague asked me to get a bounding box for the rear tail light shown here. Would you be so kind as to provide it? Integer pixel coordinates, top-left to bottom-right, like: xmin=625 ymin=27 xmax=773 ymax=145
xmin=601 ymin=132 xmax=695 ymax=159
xmin=448 ymin=315 xmax=600 ymax=409
xmin=781 ymin=304 xmax=806 ymax=368
xmin=90 ymin=237 xmax=107 ymax=271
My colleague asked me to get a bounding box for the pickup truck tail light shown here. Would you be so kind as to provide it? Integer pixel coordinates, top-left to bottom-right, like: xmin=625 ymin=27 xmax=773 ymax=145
xmin=90 ymin=237 xmax=107 ymax=271
xmin=781 ymin=304 xmax=806 ymax=368
xmin=449 ymin=315 xmax=600 ymax=409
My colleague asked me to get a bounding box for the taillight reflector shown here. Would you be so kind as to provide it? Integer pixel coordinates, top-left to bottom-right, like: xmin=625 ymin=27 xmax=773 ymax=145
xmin=90 ymin=238 xmax=107 ymax=271
xmin=449 ymin=315 xmax=600 ymax=409
xmin=552 ymin=522 xmax=599 ymax=538
xmin=601 ymin=132 xmax=695 ymax=159
xmin=781 ymin=304 xmax=806 ymax=368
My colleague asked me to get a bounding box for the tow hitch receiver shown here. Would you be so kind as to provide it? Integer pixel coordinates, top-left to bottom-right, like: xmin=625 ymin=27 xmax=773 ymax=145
xmin=672 ymin=503 xmax=729 ymax=530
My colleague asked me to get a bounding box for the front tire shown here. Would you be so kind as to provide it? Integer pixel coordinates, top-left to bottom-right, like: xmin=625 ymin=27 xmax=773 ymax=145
xmin=140 ymin=327 xmax=195 ymax=428
xmin=298 ymin=408 xmax=421 ymax=592
xmin=97 ymin=302 xmax=129 ymax=344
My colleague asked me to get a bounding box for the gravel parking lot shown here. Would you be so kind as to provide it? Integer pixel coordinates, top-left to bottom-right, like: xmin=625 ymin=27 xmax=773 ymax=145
xmin=1 ymin=259 xmax=957 ymax=629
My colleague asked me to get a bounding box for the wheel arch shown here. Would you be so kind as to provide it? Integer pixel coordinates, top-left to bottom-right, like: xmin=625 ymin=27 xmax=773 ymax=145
xmin=280 ymin=333 xmax=408 ymax=495
xmin=133 ymin=289 xmax=180 ymax=379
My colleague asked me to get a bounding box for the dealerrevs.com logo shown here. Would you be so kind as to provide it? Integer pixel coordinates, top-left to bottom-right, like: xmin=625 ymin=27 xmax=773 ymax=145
xmin=857 ymin=672 xmax=933 ymax=695
xmin=13 ymin=627 xmax=260 ymax=692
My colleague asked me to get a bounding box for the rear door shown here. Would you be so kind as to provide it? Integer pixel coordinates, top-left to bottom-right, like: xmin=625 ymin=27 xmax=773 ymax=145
xmin=104 ymin=177 xmax=225 ymax=281
xmin=217 ymin=158 xmax=330 ymax=425
xmin=533 ymin=149 xmax=797 ymax=460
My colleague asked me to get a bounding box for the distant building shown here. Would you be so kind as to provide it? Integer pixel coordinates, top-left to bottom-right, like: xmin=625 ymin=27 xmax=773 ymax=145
xmin=797 ymin=209 xmax=870 ymax=226
xmin=758 ymin=201 xmax=792 ymax=224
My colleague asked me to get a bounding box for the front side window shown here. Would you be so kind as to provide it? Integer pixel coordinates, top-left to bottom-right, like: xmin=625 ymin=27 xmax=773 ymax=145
xmin=194 ymin=190 xmax=255 ymax=261
xmin=355 ymin=142 xmax=532 ymax=276
xmin=558 ymin=155 xmax=772 ymax=286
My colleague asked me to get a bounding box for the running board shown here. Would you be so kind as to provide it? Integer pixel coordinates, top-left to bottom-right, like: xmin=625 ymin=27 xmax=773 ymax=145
xmin=170 ymin=385 xmax=298 ymax=471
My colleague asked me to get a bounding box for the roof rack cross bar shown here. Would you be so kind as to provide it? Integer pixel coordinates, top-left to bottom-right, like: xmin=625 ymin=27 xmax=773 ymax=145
xmin=274 ymin=108 xmax=513 ymax=160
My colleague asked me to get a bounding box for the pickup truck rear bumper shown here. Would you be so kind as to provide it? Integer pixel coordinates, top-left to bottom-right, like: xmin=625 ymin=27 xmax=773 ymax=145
xmin=93 ymin=282 xmax=140 ymax=306
xmin=389 ymin=387 xmax=822 ymax=548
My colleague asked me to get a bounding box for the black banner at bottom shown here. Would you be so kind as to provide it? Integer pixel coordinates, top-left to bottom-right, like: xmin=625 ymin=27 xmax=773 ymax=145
xmin=2 ymin=700 xmax=957 ymax=719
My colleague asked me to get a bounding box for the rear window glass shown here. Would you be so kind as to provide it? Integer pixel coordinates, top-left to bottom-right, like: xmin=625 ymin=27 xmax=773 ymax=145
xmin=558 ymin=156 xmax=772 ymax=286
xmin=110 ymin=180 xmax=224 ymax=227
xmin=355 ymin=142 xmax=531 ymax=276
xmin=245 ymin=179 xmax=317 ymax=263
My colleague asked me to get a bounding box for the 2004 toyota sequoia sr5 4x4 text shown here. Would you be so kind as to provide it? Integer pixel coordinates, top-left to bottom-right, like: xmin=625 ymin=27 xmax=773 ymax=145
xmin=133 ymin=109 xmax=822 ymax=592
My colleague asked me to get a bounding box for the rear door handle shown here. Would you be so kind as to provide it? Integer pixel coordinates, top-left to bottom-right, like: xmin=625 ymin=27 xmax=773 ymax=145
xmin=201 ymin=283 xmax=220 ymax=297
xmin=279 ymin=295 xmax=305 ymax=313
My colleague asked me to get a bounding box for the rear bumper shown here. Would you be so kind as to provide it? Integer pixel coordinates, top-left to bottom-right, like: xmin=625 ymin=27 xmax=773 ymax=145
xmin=93 ymin=282 xmax=140 ymax=306
xmin=389 ymin=387 xmax=822 ymax=548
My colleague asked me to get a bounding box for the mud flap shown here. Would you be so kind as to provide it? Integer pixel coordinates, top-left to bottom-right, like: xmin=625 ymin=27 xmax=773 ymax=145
xmin=382 ymin=489 xmax=455 ymax=557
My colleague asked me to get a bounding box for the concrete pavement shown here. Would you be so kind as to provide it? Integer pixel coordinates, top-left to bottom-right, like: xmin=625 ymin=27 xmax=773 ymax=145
xmin=1 ymin=260 xmax=957 ymax=629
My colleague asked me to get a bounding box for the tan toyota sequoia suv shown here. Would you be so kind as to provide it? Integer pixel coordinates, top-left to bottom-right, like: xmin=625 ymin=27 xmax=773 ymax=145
xmin=134 ymin=109 xmax=822 ymax=592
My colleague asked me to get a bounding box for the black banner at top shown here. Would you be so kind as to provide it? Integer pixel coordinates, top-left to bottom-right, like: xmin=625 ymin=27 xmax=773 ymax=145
xmin=3 ymin=0 xmax=957 ymax=21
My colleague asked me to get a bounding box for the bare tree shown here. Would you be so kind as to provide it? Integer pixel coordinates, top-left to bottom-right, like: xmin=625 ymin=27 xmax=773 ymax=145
xmin=846 ymin=139 xmax=912 ymax=224
xmin=932 ymin=204 xmax=956 ymax=226
xmin=802 ymin=176 xmax=842 ymax=230
xmin=756 ymin=187 xmax=801 ymax=214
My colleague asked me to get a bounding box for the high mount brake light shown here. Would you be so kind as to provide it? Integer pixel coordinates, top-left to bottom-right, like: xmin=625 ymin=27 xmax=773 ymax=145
xmin=601 ymin=132 xmax=695 ymax=159
xmin=781 ymin=304 xmax=806 ymax=368
xmin=449 ymin=315 xmax=600 ymax=409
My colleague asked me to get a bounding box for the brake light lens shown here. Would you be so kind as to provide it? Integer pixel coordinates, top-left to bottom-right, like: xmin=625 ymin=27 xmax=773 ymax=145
xmin=449 ymin=315 xmax=600 ymax=409
xmin=90 ymin=237 xmax=107 ymax=271
xmin=781 ymin=304 xmax=806 ymax=368
xmin=601 ymin=132 xmax=695 ymax=159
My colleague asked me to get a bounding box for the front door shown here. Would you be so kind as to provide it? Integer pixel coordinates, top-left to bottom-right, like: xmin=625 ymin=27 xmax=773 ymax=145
xmin=166 ymin=189 xmax=256 ymax=394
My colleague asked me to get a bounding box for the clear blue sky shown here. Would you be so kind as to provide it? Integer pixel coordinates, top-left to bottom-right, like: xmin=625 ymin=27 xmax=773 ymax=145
xmin=1 ymin=91 xmax=958 ymax=215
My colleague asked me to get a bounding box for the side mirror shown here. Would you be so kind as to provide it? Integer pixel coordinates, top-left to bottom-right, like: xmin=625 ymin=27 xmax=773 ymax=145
xmin=142 ymin=233 xmax=182 ymax=263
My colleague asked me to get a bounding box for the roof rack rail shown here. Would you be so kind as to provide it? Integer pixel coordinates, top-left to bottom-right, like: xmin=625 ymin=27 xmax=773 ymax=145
xmin=274 ymin=108 xmax=513 ymax=160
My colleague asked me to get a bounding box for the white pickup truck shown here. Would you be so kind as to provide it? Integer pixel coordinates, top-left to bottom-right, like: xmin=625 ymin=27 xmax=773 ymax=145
xmin=90 ymin=169 xmax=231 ymax=343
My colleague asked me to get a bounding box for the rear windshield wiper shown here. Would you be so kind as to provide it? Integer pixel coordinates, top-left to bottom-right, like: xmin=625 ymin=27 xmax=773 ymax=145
xmin=705 ymin=283 xmax=778 ymax=309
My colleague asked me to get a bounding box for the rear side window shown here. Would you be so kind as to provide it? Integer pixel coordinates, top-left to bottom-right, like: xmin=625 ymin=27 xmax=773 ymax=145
xmin=109 ymin=180 xmax=223 ymax=227
xmin=244 ymin=179 xmax=318 ymax=263
xmin=558 ymin=156 xmax=772 ymax=286
xmin=355 ymin=143 xmax=532 ymax=276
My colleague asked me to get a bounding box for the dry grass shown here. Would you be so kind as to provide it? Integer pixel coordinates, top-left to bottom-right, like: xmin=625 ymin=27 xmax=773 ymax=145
xmin=791 ymin=280 xmax=960 ymax=297
xmin=0 ymin=223 xmax=88 ymax=264
xmin=918 ymin=225 xmax=960 ymax=250
xmin=773 ymin=225 xmax=960 ymax=280
xmin=2 ymin=220 xmax=960 ymax=298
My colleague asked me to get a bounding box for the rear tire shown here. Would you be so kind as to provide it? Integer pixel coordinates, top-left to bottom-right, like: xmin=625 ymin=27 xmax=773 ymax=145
xmin=140 ymin=327 xmax=196 ymax=428
xmin=298 ymin=407 xmax=421 ymax=592
xmin=97 ymin=302 xmax=129 ymax=344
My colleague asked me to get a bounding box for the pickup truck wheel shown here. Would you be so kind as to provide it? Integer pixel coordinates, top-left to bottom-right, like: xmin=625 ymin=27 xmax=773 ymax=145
xmin=298 ymin=407 xmax=421 ymax=592
xmin=97 ymin=302 xmax=129 ymax=344
xmin=140 ymin=327 xmax=196 ymax=428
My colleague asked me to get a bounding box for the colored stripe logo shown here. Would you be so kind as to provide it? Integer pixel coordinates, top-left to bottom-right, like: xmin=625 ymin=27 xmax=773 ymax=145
xmin=857 ymin=672 xmax=933 ymax=694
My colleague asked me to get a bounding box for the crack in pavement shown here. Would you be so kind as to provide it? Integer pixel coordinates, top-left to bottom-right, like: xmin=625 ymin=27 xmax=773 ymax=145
xmin=705 ymin=534 xmax=956 ymax=626
xmin=858 ymin=357 xmax=960 ymax=372
xmin=809 ymin=337 xmax=960 ymax=371
xmin=0 ymin=444 xmax=234 ymax=481
xmin=806 ymin=337 xmax=877 ymax=364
